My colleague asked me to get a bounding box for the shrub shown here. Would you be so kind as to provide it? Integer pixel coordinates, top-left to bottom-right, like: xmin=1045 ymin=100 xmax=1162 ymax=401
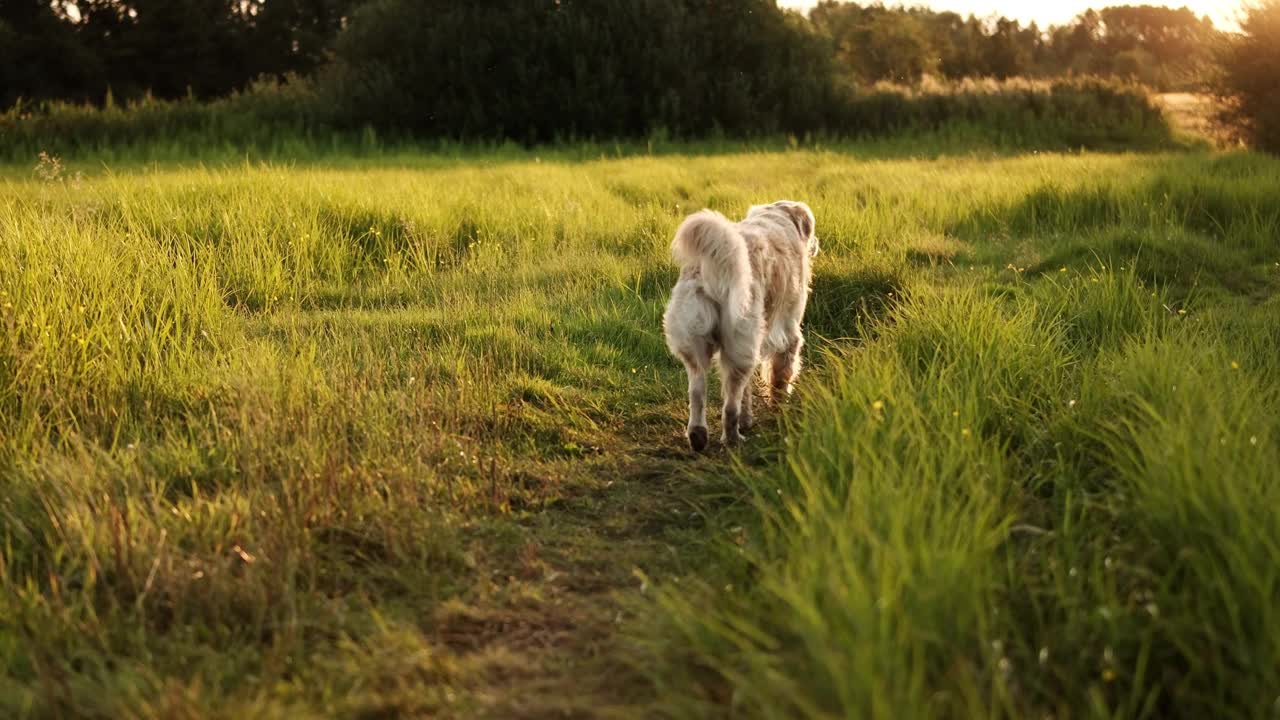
xmin=0 ymin=78 xmax=331 ymax=161
xmin=830 ymin=77 xmax=1170 ymax=148
xmin=1216 ymin=0 xmax=1280 ymax=153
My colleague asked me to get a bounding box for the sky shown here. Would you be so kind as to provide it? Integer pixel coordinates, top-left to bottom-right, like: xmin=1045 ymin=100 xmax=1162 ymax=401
xmin=778 ymin=0 xmax=1245 ymax=29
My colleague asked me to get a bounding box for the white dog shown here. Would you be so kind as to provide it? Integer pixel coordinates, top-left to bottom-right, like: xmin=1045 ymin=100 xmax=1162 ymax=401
xmin=663 ymin=200 xmax=819 ymax=451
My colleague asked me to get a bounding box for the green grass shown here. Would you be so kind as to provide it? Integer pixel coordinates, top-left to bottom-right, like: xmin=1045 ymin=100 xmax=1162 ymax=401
xmin=1 ymin=143 xmax=1278 ymax=718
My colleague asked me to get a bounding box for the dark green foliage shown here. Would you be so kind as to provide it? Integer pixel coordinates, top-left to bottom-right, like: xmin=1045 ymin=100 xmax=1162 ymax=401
xmin=0 ymin=0 xmax=356 ymax=107
xmin=0 ymin=0 xmax=105 ymax=107
xmin=1217 ymin=0 xmax=1280 ymax=154
xmin=310 ymin=1 xmax=1168 ymax=142
xmin=314 ymin=0 xmax=837 ymax=141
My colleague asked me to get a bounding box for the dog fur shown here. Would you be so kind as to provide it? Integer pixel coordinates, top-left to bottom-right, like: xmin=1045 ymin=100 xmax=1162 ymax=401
xmin=662 ymin=200 xmax=820 ymax=451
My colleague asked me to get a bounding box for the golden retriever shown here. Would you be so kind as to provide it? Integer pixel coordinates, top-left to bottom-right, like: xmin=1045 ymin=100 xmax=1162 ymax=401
xmin=663 ymin=200 xmax=819 ymax=451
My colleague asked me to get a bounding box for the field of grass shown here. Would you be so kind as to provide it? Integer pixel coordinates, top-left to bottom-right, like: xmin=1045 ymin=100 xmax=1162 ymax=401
xmin=2 ymin=140 xmax=1279 ymax=718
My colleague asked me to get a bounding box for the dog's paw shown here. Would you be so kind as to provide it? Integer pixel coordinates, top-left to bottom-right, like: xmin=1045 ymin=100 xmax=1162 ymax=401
xmin=687 ymin=426 xmax=709 ymax=452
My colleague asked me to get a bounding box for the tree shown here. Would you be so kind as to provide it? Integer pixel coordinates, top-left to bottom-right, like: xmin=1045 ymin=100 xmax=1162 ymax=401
xmin=1097 ymin=5 xmax=1217 ymax=86
xmin=982 ymin=17 xmax=1033 ymax=79
xmin=1217 ymin=0 xmax=1280 ymax=153
xmin=0 ymin=0 xmax=102 ymax=107
xmin=0 ymin=0 xmax=358 ymax=107
xmin=812 ymin=2 xmax=937 ymax=84
xmin=318 ymin=0 xmax=838 ymax=140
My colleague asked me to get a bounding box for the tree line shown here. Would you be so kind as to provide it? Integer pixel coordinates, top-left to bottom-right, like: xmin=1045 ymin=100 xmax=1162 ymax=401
xmin=812 ymin=2 xmax=1219 ymax=88
xmin=1 ymin=0 xmax=356 ymax=108
xmin=1 ymin=1 xmax=1276 ymax=152
xmin=2 ymin=0 xmax=1225 ymax=111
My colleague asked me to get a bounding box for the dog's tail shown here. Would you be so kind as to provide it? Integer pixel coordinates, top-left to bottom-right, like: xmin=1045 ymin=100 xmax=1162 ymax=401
xmin=671 ymin=210 xmax=751 ymax=320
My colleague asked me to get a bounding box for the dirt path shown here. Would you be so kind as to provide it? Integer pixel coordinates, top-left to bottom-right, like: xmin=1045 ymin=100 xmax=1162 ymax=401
xmin=432 ymin=423 xmax=747 ymax=718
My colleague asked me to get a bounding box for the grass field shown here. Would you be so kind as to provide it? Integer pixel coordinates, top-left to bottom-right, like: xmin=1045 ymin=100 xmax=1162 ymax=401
xmin=2 ymin=141 xmax=1279 ymax=718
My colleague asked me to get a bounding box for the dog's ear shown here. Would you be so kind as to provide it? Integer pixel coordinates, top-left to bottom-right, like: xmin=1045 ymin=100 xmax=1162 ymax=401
xmin=781 ymin=202 xmax=813 ymax=240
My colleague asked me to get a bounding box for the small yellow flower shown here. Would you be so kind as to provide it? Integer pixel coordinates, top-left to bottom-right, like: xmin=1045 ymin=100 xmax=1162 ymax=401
xmin=1231 ymin=361 xmax=1240 ymax=370
xmin=1059 ymin=266 xmax=1067 ymax=273
xmin=1178 ymin=309 xmax=1187 ymax=315
xmin=961 ymin=428 xmax=972 ymax=437
xmin=952 ymin=410 xmax=960 ymax=417
xmin=1102 ymin=669 xmax=1116 ymax=683
xmin=871 ymin=400 xmax=884 ymax=411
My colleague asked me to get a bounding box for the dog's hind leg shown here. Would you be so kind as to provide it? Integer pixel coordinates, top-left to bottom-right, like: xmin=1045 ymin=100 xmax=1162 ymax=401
xmin=680 ymin=350 xmax=711 ymax=452
xmin=720 ymin=363 xmax=751 ymax=447
xmin=769 ymin=332 xmax=804 ymax=400
xmin=739 ymin=373 xmax=754 ymax=435
xmin=665 ymin=279 xmax=719 ymax=452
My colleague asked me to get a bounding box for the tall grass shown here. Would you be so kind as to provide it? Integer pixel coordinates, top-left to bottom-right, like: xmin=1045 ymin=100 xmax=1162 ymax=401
xmin=1 ymin=145 xmax=1278 ymax=716
xmin=637 ymin=153 xmax=1280 ymax=718
xmin=0 ymin=77 xmax=1175 ymax=164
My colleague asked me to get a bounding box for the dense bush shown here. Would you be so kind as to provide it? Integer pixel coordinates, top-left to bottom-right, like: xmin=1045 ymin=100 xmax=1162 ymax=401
xmin=1217 ymin=0 xmax=1280 ymax=154
xmin=0 ymin=79 xmax=330 ymax=160
xmin=830 ymin=78 xmax=1169 ymax=146
xmin=314 ymin=0 xmax=838 ymax=141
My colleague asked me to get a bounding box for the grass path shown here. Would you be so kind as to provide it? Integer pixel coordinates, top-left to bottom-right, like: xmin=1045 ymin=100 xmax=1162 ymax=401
xmin=421 ymin=392 xmax=768 ymax=718
xmin=448 ymin=445 xmax=705 ymax=717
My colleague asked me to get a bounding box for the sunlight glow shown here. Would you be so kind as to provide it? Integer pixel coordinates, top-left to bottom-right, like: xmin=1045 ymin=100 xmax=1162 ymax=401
xmin=779 ymin=0 xmax=1244 ymax=29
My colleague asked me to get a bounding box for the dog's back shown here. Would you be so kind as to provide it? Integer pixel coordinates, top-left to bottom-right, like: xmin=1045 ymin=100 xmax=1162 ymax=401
xmin=666 ymin=210 xmax=757 ymax=368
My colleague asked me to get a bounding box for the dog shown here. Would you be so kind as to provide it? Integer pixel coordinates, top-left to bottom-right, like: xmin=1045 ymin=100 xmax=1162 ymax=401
xmin=663 ymin=200 xmax=820 ymax=451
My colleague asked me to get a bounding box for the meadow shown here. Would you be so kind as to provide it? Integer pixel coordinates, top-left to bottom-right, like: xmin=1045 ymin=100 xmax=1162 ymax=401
xmin=2 ymin=137 xmax=1279 ymax=718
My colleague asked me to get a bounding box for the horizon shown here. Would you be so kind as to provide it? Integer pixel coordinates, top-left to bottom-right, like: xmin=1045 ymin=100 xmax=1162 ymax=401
xmin=779 ymin=0 xmax=1244 ymax=29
